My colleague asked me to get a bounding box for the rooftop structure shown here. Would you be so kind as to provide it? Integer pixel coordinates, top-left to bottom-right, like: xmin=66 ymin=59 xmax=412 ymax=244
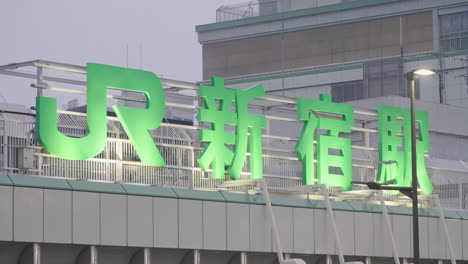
xmin=1 ymin=59 xmax=468 ymax=263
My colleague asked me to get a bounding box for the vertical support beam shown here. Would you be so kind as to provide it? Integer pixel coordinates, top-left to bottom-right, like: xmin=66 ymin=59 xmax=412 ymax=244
xmin=241 ymin=252 xmax=247 ymax=264
xmin=322 ymin=187 xmax=345 ymax=264
xmin=378 ymin=191 xmax=400 ymax=264
xmin=409 ymin=75 xmax=420 ymax=264
xmin=2 ymin=120 xmax=7 ymax=170
xmin=115 ymin=139 xmax=123 ymax=182
xmin=261 ymin=179 xmax=285 ymax=264
xmin=144 ymin=248 xmax=151 ymax=264
xmin=33 ymin=243 xmax=41 ymax=264
xmin=325 ymin=255 xmax=332 ymax=264
xmin=37 ymin=67 xmax=43 ymax=97
xmin=365 ymin=256 xmax=371 ymax=264
xmin=435 ymin=196 xmax=456 ymax=264
xmin=193 ymin=249 xmax=200 ymax=264
xmin=90 ymin=245 xmax=98 ymax=264
xmin=402 ymin=258 xmax=408 ymax=264
xmin=263 ymin=107 xmax=270 ymax=136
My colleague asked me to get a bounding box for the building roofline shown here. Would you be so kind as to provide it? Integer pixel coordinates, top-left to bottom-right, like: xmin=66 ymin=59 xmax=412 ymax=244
xmin=196 ymin=0 xmax=398 ymax=33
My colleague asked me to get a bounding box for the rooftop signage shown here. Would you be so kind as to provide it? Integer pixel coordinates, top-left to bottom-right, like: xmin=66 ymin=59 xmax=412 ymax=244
xmin=36 ymin=63 xmax=433 ymax=194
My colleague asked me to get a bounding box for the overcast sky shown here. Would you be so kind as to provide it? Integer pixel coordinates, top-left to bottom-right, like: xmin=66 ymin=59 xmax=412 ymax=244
xmin=1 ymin=0 xmax=239 ymax=107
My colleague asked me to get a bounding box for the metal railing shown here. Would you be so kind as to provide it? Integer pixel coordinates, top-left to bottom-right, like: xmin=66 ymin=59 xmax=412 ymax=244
xmin=1 ymin=59 xmax=468 ymax=211
xmin=216 ymin=0 xmax=361 ymax=22
xmin=2 ymin=110 xmax=468 ymax=210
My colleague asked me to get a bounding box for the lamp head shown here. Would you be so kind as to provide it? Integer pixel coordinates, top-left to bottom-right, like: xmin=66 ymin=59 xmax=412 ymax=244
xmin=413 ymin=69 xmax=435 ymax=76
xmin=406 ymin=68 xmax=436 ymax=79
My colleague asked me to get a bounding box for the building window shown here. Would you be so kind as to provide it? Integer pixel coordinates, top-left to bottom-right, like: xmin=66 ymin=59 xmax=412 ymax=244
xmin=333 ymin=58 xmax=419 ymax=103
xmin=363 ymin=58 xmax=415 ymax=99
xmin=440 ymin=11 xmax=468 ymax=52
xmin=331 ymin=81 xmax=364 ymax=102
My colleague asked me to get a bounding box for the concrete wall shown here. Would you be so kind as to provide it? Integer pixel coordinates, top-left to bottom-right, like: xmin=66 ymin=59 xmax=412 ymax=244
xmin=1 ymin=185 xmax=468 ymax=263
xmin=202 ymin=12 xmax=432 ymax=79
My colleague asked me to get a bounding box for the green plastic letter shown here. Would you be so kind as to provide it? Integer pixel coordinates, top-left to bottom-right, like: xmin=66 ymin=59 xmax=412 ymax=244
xmin=376 ymin=105 xmax=405 ymax=187
xmin=36 ymin=63 xmax=166 ymax=166
xmin=197 ymin=78 xmax=266 ymax=180
xmin=197 ymin=77 xmax=236 ymax=179
xmin=295 ymin=94 xmax=354 ymax=190
xmin=376 ymin=105 xmax=432 ymax=195
xmin=229 ymin=85 xmax=266 ymax=180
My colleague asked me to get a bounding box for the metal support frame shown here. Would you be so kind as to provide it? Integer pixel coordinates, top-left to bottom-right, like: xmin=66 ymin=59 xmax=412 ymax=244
xmin=241 ymin=252 xmax=247 ymax=264
xmin=322 ymin=186 xmax=345 ymax=264
xmin=365 ymin=256 xmax=371 ymax=264
xmin=90 ymin=245 xmax=98 ymax=264
xmin=193 ymin=249 xmax=200 ymax=264
xmin=434 ymin=195 xmax=456 ymax=264
xmin=33 ymin=243 xmax=41 ymax=264
xmin=378 ymin=191 xmax=401 ymax=264
xmin=144 ymin=248 xmax=151 ymax=264
xmin=261 ymin=179 xmax=306 ymax=264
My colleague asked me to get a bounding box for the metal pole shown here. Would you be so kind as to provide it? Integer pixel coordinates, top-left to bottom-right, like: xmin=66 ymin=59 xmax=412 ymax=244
xmin=193 ymin=249 xmax=200 ymax=264
xmin=37 ymin=67 xmax=43 ymax=97
xmin=378 ymin=191 xmax=401 ymax=264
xmin=90 ymin=245 xmax=98 ymax=264
xmin=323 ymin=187 xmax=345 ymax=264
xmin=143 ymin=248 xmax=151 ymax=264
xmin=409 ymin=75 xmax=420 ymax=264
xmin=434 ymin=196 xmax=456 ymax=264
xmin=33 ymin=243 xmax=41 ymax=264
xmin=261 ymin=179 xmax=285 ymax=263
xmin=241 ymin=252 xmax=247 ymax=264
xmin=365 ymin=256 xmax=371 ymax=264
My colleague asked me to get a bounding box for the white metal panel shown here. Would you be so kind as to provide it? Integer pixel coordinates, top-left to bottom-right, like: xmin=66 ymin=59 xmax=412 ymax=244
xmin=100 ymin=194 xmax=127 ymax=246
xmin=314 ymin=209 xmax=334 ymax=255
xmin=445 ymin=218 xmax=462 ymax=260
xmin=227 ymin=203 xmax=250 ymax=251
xmin=0 ymin=186 xmax=13 ymax=241
xmin=373 ymin=213 xmax=392 ymax=257
xmin=272 ymin=206 xmax=293 ymax=253
xmin=203 ymin=201 xmax=227 ymax=250
xmin=392 ymin=215 xmax=411 ymax=258
xmin=154 ymin=197 xmax=179 ymax=248
xmin=463 ymin=220 xmax=468 ymax=260
xmin=14 ymin=187 xmax=43 ymax=242
xmin=428 ymin=217 xmax=445 ymax=259
xmin=293 ymin=208 xmax=314 ymax=254
xmin=127 ymin=195 xmax=153 ymax=247
xmin=354 ymin=212 xmax=374 ymax=256
xmin=44 ymin=189 xmax=72 ymax=243
xmin=72 ymin=191 xmax=100 ymax=245
xmin=335 ymin=211 xmax=355 ymax=256
xmin=178 ymin=199 xmax=202 ymax=249
xmin=418 ymin=216 xmax=430 ymax=259
xmin=250 ymin=204 xmax=272 ymax=252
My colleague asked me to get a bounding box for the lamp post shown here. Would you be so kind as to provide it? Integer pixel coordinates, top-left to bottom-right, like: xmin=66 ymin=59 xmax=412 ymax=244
xmin=353 ymin=68 xmax=435 ymax=264
xmin=405 ymin=68 xmax=435 ymax=264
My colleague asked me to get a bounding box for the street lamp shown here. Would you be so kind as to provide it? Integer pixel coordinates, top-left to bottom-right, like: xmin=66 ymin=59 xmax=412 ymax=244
xmin=352 ymin=68 xmax=435 ymax=264
xmin=405 ymin=68 xmax=435 ymax=264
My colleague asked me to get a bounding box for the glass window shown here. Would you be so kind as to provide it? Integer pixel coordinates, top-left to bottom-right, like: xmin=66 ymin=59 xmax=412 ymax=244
xmin=451 ymin=14 xmax=461 ymax=33
xmin=451 ymin=38 xmax=461 ymax=51
xmin=331 ymin=81 xmax=364 ymax=103
xmin=462 ymin=13 xmax=468 ymax=31
xmin=441 ymin=15 xmax=451 ymax=34
xmin=440 ymin=11 xmax=468 ymax=52
xmin=462 ymin=37 xmax=468 ymax=50
xmin=441 ymin=39 xmax=450 ymax=52
xmin=364 ymin=58 xmax=403 ymax=99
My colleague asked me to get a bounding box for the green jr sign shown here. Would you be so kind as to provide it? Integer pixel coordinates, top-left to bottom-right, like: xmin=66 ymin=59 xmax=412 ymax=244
xmin=36 ymin=63 xmax=433 ymax=194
